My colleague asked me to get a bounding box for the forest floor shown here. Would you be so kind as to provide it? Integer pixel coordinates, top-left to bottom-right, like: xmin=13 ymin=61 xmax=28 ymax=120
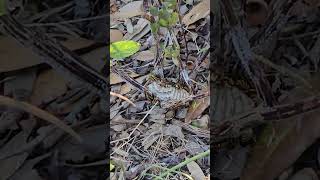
xmin=110 ymin=0 xmax=210 ymax=179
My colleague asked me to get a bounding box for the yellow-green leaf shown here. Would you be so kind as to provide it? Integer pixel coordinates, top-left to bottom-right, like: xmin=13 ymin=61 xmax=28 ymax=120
xmin=110 ymin=40 xmax=140 ymax=59
xmin=0 ymin=0 xmax=5 ymax=16
xmin=159 ymin=18 xmax=169 ymax=27
xmin=110 ymin=163 xmax=115 ymax=171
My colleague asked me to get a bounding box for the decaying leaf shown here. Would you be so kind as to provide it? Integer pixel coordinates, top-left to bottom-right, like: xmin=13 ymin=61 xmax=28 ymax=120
xmin=57 ymin=125 xmax=105 ymax=161
xmin=185 ymin=96 xmax=209 ymax=124
xmin=133 ymin=50 xmax=155 ymax=61
xmin=9 ymin=153 xmax=51 ymax=180
xmin=182 ymin=0 xmax=210 ymax=26
xmin=0 ymin=36 xmax=98 ymax=73
xmin=30 ymin=69 xmax=68 ymax=105
xmin=187 ymin=161 xmax=206 ymax=180
xmin=110 ymin=72 xmax=140 ymax=85
xmin=163 ymin=124 xmax=184 ymax=139
xmin=0 ymin=132 xmax=29 ymax=179
xmin=123 ymin=18 xmax=150 ymax=41
xmin=110 ymin=29 xmax=124 ymax=43
xmin=111 ymin=1 xmax=144 ymax=20
xmin=120 ymin=75 xmax=147 ymax=94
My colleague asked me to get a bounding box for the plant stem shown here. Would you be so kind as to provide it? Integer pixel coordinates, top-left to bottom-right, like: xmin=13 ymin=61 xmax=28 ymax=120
xmin=157 ymin=150 xmax=210 ymax=179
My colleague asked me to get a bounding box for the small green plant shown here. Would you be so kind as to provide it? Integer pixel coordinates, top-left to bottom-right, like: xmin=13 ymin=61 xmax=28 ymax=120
xmin=148 ymin=0 xmax=185 ymax=73
xmin=110 ymin=40 xmax=141 ymax=60
xmin=149 ymin=0 xmax=179 ymax=35
xmin=149 ymin=0 xmax=178 ymax=31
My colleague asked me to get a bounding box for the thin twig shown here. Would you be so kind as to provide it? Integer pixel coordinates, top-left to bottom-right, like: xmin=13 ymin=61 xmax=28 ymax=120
xmin=110 ymin=91 xmax=136 ymax=107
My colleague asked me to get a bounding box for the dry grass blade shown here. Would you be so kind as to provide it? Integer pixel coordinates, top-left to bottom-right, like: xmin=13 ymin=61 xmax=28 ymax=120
xmin=0 ymin=95 xmax=82 ymax=142
xmin=110 ymin=91 xmax=136 ymax=107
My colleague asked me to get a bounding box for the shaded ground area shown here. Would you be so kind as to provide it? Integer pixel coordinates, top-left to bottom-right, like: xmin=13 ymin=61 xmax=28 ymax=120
xmin=0 ymin=0 xmax=107 ymax=179
xmin=213 ymin=0 xmax=320 ymax=180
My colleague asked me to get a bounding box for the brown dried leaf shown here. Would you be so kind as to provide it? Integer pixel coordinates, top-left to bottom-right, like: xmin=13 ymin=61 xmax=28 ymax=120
xmin=30 ymin=70 xmax=68 ymax=105
xmin=0 ymin=132 xmax=29 ymax=179
xmin=185 ymin=96 xmax=209 ymax=124
xmin=163 ymin=124 xmax=184 ymax=139
xmin=0 ymin=36 xmax=40 ymax=73
xmin=10 ymin=153 xmax=51 ymax=180
xmin=133 ymin=50 xmax=155 ymax=61
xmin=0 ymin=36 xmax=97 ymax=73
xmin=60 ymin=36 xmax=95 ymax=50
xmin=187 ymin=161 xmax=206 ymax=180
xmin=110 ymin=72 xmax=140 ymax=85
xmin=123 ymin=18 xmax=150 ymax=41
xmin=57 ymin=125 xmax=105 ymax=161
xmin=182 ymin=0 xmax=210 ymax=26
xmin=120 ymin=75 xmax=147 ymax=94
xmin=110 ymin=29 xmax=123 ymax=43
xmin=111 ymin=1 xmax=143 ymax=20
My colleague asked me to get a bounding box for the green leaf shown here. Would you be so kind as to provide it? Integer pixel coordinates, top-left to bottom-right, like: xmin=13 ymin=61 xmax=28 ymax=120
xmin=191 ymin=121 xmax=201 ymax=128
xmin=163 ymin=0 xmax=177 ymax=9
xmin=0 ymin=0 xmax=5 ymax=16
xmin=159 ymin=18 xmax=168 ymax=27
xmin=159 ymin=8 xmax=170 ymax=20
xmin=151 ymin=22 xmax=160 ymax=34
xmin=150 ymin=7 xmax=159 ymax=16
xmin=110 ymin=40 xmax=140 ymax=59
xmin=168 ymin=12 xmax=179 ymax=26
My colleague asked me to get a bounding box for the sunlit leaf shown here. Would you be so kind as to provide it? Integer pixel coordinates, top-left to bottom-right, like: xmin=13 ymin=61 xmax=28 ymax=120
xmin=110 ymin=40 xmax=141 ymax=59
xmin=110 ymin=163 xmax=115 ymax=171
